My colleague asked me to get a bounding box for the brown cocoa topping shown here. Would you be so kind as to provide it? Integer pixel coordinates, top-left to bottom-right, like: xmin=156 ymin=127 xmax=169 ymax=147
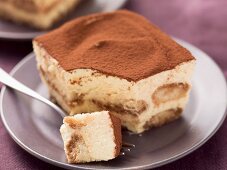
xmin=109 ymin=113 xmax=122 ymax=157
xmin=35 ymin=10 xmax=195 ymax=82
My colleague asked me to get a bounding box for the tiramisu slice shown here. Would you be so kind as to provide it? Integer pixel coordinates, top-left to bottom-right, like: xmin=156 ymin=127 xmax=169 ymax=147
xmin=60 ymin=111 xmax=122 ymax=163
xmin=0 ymin=0 xmax=80 ymax=29
xmin=33 ymin=10 xmax=196 ymax=133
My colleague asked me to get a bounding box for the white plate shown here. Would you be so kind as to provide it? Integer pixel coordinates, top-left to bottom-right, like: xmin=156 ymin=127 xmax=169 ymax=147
xmin=0 ymin=0 xmax=127 ymax=40
xmin=1 ymin=38 xmax=227 ymax=169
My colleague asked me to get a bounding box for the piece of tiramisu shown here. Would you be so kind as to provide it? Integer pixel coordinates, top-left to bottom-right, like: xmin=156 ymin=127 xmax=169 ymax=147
xmin=60 ymin=111 xmax=122 ymax=163
xmin=0 ymin=0 xmax=80 ymax=29
xmin=33 ymin=10 xmax=196 ymax=133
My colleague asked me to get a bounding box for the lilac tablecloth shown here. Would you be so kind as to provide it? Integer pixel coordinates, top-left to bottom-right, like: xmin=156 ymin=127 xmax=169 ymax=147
xmin=1 ymin=0 xmax=227 ymax=169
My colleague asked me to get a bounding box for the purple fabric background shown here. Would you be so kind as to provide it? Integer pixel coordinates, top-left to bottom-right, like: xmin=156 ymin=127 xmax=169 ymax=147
xmin=1 ymin=0 xmax=227 ymax=169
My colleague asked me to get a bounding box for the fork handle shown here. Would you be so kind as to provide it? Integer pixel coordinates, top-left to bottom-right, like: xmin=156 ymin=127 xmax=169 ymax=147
xmin=0 ymin=68 xmax=65 ymax=118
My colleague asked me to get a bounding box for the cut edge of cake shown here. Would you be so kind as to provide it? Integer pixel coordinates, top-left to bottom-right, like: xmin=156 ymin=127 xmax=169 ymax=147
xmin=60 ymin=111 xmax=122 ymax=163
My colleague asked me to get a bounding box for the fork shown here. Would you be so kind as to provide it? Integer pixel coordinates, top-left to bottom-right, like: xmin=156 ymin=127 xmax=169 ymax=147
xmin=0 ymin=68 xmax=135 ymax=153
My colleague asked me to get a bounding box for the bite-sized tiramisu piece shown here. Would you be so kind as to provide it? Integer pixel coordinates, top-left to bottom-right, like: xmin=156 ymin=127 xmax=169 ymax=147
xmin=33 ymin=10 xmax=196 ymax=133
xmin=0 ymin=0 xmax=80 ymax=29
xmin=60 ymin=111 xmax=122 ymax=163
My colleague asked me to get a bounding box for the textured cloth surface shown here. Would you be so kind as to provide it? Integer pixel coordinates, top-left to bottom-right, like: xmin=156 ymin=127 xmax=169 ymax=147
xmin=0 ymin=0 xmax=227 ymax=169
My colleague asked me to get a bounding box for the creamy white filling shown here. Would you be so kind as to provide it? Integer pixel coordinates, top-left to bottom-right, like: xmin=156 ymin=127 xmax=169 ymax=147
xmin=60 ymin=111 xmax=117 ymax=162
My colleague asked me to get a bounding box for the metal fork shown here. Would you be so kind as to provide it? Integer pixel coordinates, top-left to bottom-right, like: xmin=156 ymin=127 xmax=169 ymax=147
xmin=0 ymin=68 xmax=135 ymax=154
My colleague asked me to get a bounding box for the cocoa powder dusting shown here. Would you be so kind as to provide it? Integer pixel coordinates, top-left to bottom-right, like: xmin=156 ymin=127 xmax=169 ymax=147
xmin=34 ymin=10 xmax=195 ymax=82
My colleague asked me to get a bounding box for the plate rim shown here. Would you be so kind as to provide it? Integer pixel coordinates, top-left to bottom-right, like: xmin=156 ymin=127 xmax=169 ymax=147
xmin=1 ymin=38 xmax=227 ymax=169
xmin=0 ymin=0 xmax=128 ymax=40
xmin=0 ymin=31 xmax=43 ymax=40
